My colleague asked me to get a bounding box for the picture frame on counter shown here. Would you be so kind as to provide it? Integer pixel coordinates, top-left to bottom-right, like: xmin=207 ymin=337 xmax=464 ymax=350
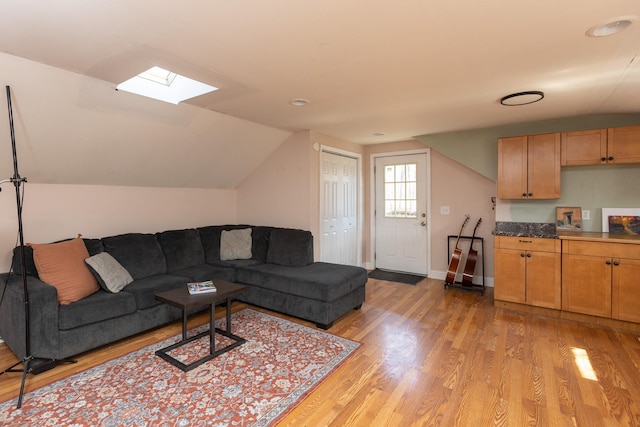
xmin=556 ymin=207 xmax=582 ymax=231
xmin=602 ymin=208 xmax=640 ymax=235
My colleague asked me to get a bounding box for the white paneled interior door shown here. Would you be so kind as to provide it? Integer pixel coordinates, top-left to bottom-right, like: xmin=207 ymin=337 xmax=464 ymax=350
xmin=321 ymin=151 xmax=358 ymax=265
xmin=374 ymin=152 xmax=429 ymax=275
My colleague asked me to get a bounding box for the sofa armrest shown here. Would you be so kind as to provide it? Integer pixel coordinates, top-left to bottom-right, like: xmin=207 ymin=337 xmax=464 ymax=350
xmin=0 ymin=273 xmax=60 ymax=360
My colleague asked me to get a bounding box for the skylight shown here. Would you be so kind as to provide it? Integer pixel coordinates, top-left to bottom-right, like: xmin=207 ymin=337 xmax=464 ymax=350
xmin=116 ymin=66 xmax=218 ymax=104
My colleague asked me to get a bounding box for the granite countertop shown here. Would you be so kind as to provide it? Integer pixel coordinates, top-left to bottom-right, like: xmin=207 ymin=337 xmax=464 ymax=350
xmin=493 ymin=222 xmax=558 ymax=238
xmin=494 ymin=222 xmax=640 ymax=244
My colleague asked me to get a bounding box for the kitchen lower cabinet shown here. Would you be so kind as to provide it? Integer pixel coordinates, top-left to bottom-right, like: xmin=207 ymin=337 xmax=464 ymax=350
xmin=562 ymin=240 xmax=640 ymax=320
xmin=494 ymin=236 xmax=561 ymax=309
xmin=561 ymin=252 xmax=611 ymax=317
xmin=612 ymin=257 xmax=640 ymax=322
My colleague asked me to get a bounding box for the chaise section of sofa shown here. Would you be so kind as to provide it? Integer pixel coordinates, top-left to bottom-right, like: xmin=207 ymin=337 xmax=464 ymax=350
xmin=237 ymin=262 xmax=366 ymax=329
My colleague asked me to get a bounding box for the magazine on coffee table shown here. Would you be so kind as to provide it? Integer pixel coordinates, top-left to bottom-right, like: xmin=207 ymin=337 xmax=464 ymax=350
xmin=187 ymin=280 xmax=217 ymax=295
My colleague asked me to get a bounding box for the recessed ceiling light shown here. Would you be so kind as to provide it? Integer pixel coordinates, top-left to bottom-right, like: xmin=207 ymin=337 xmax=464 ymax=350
xmin=587 ymin=16 xmax=636 ymax=37
xmin=117 ymin=66 xmax=218 ymax=104
xmin=500 ymin=91 xmax=544 ymax=106
xmin=373 ymin=132 xmax=385 ymax=136
xmin=290 ymin=99 xmax=309 ymax=106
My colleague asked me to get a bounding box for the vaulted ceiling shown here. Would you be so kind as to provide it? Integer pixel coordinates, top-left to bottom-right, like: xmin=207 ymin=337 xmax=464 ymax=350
xmin=0 ymin=1 xmax=639 ymax=187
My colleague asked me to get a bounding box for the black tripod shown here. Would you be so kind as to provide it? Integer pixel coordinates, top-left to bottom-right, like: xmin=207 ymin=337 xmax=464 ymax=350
xmin=0 ymin=85 xmax=32 ymax=409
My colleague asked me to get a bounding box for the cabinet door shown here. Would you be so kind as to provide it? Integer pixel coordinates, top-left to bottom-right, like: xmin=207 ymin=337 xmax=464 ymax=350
xmin=607 ymin=126 xmax=640 ymax=164
xmin=526 ymin=251 xmax=561 ymax=309
xmin=497 ymin=136 xmax=527 ymax=199
xmin=562 ymin=253 xmax=611 ymax=317
xmin=494 ymin=248 xmax=526 ymax=303
xmin=612 ymin=258 xmax=640 ymax=322
xmin=527 ymin=133 xmax=560 ymax=199
xmin=561 ymin=129 xmax=607 ymax=166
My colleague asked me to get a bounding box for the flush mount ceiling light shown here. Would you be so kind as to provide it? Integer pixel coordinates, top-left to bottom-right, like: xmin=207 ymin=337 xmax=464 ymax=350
xmin=500 ymin=91 xmax=544 ymax=106
xmin=587 ymin=16 xmax=636 ymax=37
xmin=289 ymin=98 xmax=309 ymax=106
xmin=117 ymin=66 xmax=218 ymax=105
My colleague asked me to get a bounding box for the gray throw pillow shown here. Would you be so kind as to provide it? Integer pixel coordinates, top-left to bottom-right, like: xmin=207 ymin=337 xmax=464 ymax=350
xmin=220 ymin=228 xmax=252 ymax=260
xmin=85 ymin=252 xmax=134 ymax=293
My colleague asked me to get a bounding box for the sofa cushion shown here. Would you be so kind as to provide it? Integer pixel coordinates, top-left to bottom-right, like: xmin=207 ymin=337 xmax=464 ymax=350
xmin=30 ymin=237 xmax=100 ymax=305
xmin=102 ymin=233 xmax=167 ymax=280
xmin=170 ymin=263 xmax=237 ymax=283
xmin=85 ymin=252 xmax=134 ymax=293
xmin=58 ymin=289 xmax=137 ymax=331
xmin=236 ymin=262 xmax=367 ymax=302
xmin=11 ymin=245 xmax=38 ymax=277
xmin=198 ymin=225 xmax=250 ymax=264
xmin=157 ymin=229 xmax=206 ymax=272
xmin=220 ymin=228 xmax=252 ymax=260
xmin=121 ymin=274 xmax=189 ymax=310
xmin=266 ymin=228 xmax=313 ymax=267
xmin=249 ymin=226 xmax=272 ymax=263
xmin=12 ymin=238 xmax=104 ymax=278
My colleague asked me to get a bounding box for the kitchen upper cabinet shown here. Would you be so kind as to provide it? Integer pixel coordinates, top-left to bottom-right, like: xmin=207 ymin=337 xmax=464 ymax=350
xmin=561 ymin=126 xmax=640 ymax=166
xmin=561 ymin=129 xmax=607 ymax=166
xmin=562 ymin=240 xmax=640 ymax=320
xmin=497 ymin=133 xmax=560 ymax=199
xmin=607 ymin=126 xmax=640 ymax=164
xmin=494 ymin=236 xmax=561 ymax=309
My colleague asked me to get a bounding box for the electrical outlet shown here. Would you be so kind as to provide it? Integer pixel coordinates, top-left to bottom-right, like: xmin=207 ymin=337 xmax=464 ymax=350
xmin=582 ymin=210 xmax=590 ymax=220
xmin=440 ymin=206 xmax=450 ymax=215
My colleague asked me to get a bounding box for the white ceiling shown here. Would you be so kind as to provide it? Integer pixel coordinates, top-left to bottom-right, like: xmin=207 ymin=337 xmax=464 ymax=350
xmin=1 ymin=1 xmax=640 ymax=145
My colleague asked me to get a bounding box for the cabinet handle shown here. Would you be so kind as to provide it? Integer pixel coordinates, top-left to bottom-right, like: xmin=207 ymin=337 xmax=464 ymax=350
xmin=526 ymin=253 xmax=532 ymax=258
xmin=528 ymin=193 xmax=533 ymax=197
xmin=613 ymin=260 xmax=620 ymax=266
xmin=601 ymin=157 xmax=607 ymax=162
xmin=608 ymin=156 xmax=614 ymax=161
xmin=518 ymin=240 xmax=533 ymax=244
xmin=606 ymin=260 xmax=612 ymax=265
xmin=522 ymin=193 xmax=527 ymax=197
xmin=520 ymin=253 xmax=526 ymax=257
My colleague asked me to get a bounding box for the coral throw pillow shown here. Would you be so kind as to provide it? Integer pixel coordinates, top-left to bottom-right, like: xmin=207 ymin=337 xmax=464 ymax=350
xmin=30 ymin=236 xmax=100 ymax=304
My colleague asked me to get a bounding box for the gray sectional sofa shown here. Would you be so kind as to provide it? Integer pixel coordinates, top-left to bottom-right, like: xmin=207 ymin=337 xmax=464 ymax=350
xmin=0 ymin=225 xmax=367 ymax=364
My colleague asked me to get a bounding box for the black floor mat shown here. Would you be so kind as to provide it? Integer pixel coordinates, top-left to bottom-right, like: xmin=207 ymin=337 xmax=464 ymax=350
xmin=367 ymin=269 xmax=425 ymax=285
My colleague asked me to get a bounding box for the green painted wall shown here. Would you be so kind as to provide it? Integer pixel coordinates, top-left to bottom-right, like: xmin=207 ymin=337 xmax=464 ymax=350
xmin=415 ymin=114 xmax=640 ymax=231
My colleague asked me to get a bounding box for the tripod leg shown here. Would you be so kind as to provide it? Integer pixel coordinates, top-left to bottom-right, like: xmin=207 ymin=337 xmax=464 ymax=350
xmin=15 ymin=356 xmax=32 ymax=409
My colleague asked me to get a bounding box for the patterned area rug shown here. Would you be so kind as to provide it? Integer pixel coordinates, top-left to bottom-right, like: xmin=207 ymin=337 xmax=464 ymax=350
xmin=0 ymin=309 xmax=360 ymax=426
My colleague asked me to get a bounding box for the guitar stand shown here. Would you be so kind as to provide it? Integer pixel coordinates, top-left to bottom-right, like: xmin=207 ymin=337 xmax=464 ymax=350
xmin=444 ymin=234 xmax=485 ymax=295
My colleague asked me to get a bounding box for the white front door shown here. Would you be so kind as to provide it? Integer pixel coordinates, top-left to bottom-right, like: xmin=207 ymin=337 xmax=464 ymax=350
xmin=320 ymin=151 xmax=358 ymax=265
xmin=374 ymin=152 xmax=429 ymax=275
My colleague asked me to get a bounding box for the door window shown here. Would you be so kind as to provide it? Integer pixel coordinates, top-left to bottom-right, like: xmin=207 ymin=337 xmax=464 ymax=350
xmin=384 ymin=163 xmax=417 ymax=218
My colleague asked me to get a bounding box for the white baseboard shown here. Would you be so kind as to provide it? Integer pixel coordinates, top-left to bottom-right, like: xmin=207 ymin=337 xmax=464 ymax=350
xmin=430 ymin=269 xmax=494 ymax=287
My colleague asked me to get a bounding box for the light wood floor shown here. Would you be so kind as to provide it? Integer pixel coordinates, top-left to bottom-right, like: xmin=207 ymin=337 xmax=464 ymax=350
xmin=2 ymin=277 xmax=640 ymax=426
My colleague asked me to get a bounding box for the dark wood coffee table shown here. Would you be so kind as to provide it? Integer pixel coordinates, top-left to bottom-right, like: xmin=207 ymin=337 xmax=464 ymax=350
xmin=154 ymin=280 xmax=247 ymax=372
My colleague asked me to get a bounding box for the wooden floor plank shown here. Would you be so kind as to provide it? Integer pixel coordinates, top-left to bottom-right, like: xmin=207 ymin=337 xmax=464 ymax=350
xmin=2 ymin=278 xmax=640 ymax=426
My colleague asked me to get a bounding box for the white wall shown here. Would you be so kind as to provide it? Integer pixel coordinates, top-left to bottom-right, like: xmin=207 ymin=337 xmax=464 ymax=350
xmin=0 ymin=183 xmax=236 ymax=271
xmin=0 ymin=51 xmax=290 ymax=189
xmin=236 ymin=131 xmax=312 ymax=231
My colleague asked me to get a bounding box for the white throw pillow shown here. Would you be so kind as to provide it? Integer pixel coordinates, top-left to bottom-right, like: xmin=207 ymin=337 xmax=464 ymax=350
xmin=220 ymin=228 xmax=252 ymax=260
xmin=85 ymin=252 xmax=134 ymax=293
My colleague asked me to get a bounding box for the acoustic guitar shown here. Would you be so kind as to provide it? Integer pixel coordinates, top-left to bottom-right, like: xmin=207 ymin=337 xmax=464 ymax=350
xmin=445 ymin=215 xmax=470 ymax=285
xmin=462 ymin=218 xmax=482 ymax=287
